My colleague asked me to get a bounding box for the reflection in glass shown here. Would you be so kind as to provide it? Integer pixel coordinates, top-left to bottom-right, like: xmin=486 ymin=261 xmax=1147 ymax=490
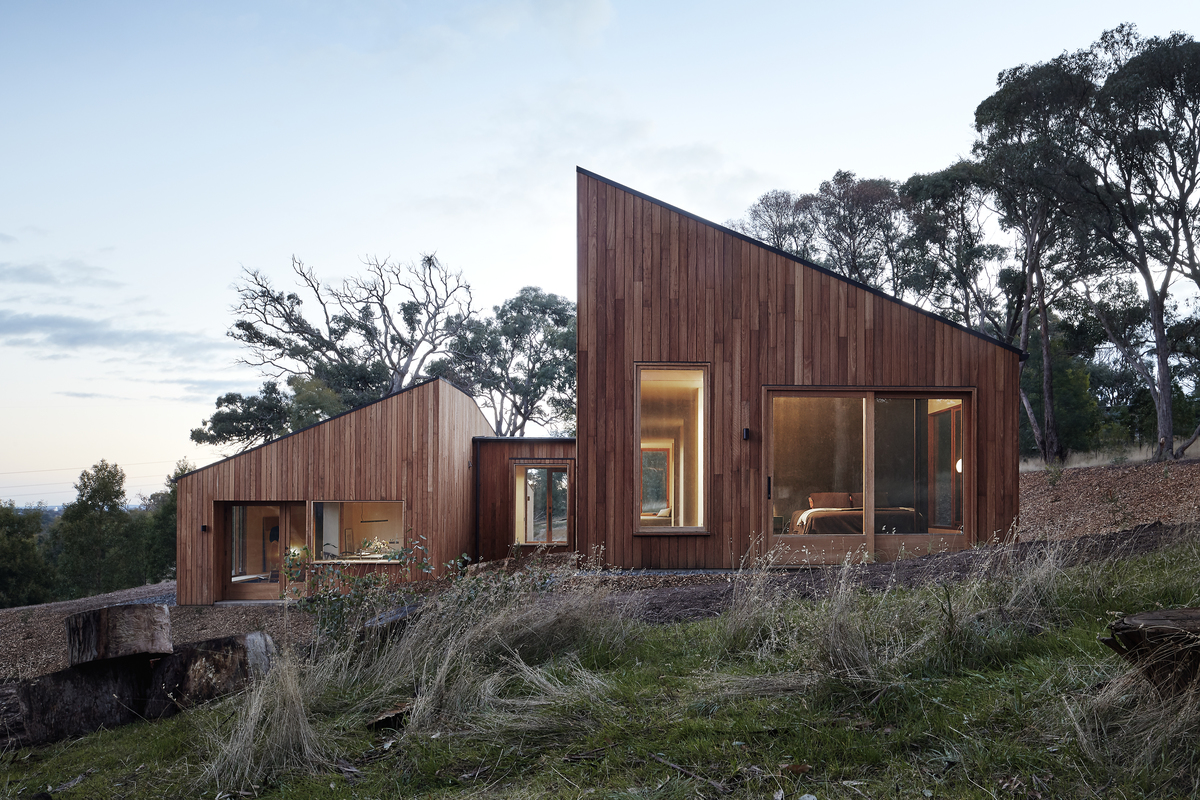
xmin=771 ymin=397 xmax=864 ymax=535
xmin=873 ymin=398 xmax=963 ymax=533
xmin=515 ymin=467 xmax=569 ymax=544
xmin=229 ymin=505 xmax=281 ymax=583
xmin=639 ymin=368 xmax=704 ymax=528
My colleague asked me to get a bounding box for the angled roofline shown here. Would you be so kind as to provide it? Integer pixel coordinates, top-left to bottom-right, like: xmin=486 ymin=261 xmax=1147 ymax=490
xmin=577 ymin=166 xmax=1025 ymax=357
xmin=176 ymin=376 xmax=489 ymax=481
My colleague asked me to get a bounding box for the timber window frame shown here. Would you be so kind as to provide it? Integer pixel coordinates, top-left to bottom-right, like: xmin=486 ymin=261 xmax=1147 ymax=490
xmin=634 ymin=363 xmax=709 ymax=535
xmin=764 ymin=387 xmax=974 ymax=563
xmin=512 ymin=459 xmax=574 ymax=547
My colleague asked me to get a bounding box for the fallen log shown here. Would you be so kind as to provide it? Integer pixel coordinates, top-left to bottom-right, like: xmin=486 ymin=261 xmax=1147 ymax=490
xmin=144 ymin=632 xmax=275 ymax=719
xmin=1100 ymin=608 xmax=1200 ymax=695
xmin=0 ymin=654 xmax=155 ymax=749
xmin=66 ymin=604 xmax=172 ymax=666
xmin=0 ymin=632 xmax=276 ymax=748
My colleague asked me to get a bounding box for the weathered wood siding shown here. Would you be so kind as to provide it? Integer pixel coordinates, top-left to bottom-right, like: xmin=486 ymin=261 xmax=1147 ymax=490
xmin=176 ymin=379 xmax=494 ymax=605
xmin=575 ymin=168 xmax=1021 ymax=569
xmin=475 ymin=438 xmax=576 ymax=563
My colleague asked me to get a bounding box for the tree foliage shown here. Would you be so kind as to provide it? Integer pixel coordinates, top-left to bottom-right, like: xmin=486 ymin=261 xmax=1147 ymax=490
xmin=48 ymin=460 xmax=139 ymax=598
xmin=0 ymin=502 xmax=55 ymax=608
xmin=194 ymin=254 xmax=472 ymax=451
xmin=429 ymin=287 xmax=576 ymax=436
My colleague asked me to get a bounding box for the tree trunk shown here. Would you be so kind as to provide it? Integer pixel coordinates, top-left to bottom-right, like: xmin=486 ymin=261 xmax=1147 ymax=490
xmin=1101 ymin=609 xmax=1200 ymax=695
xmin=144 ymin=632 xmax=275 ymax=719
xmin=1035 ymin=264 xmax=1063 ymax=464
xmin=66 ymin=604 xmax=172 ymax=666
xmin=0 ymin=655 xmax=156 ymax=749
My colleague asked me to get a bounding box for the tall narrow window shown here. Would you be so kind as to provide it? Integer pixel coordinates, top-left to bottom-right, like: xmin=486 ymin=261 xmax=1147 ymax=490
xmin=515 ymin=466 xmax=570 ymax=544
xmin=637 ymin=367 xmax=706 ymax=530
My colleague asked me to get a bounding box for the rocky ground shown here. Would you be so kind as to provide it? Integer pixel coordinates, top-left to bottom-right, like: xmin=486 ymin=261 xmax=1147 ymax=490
xmin=3 ymin=457 xmax=1197 ymax=682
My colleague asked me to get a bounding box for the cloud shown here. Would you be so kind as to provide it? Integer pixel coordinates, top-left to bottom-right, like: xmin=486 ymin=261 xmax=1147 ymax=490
xmin=0 ymin=232 xmax=15 ymax=244
xmin=57 ymin=390 xmax=131 ymax=400
xmin=0 ymin=309 xmax=232 ymax=361
xmin=0 ymin=259 xmax=124 ymax=288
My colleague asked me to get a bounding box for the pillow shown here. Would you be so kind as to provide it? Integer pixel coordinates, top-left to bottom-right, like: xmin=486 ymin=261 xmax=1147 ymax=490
xmin=656 ymin=507 xmax=672 ymax=517
xmin=809 ymin=492 xmax=850 ymax=509
xmin=850 ymin=492 xmax=864 ymax=508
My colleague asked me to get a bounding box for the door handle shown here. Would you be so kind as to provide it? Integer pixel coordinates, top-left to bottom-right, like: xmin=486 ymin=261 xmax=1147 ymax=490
xmin=767 ymin=476 xmax=772 ymax=500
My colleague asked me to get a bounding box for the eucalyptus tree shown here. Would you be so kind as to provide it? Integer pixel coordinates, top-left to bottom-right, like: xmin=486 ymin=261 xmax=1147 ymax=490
xmin=974 ymin=59 xmax=1092 ymax=464
xmin=428 ymin=287 xmax=576 ymax=436
xmin=901 ymin=161 xmax=1010 ymax=335
xmin=726 ymin=189 xmax=812 ymax=256
xmin=193 ymin=254 xmax=474 ymax=451
xmin=1043 ymin=25 xmax=1200 ymax=460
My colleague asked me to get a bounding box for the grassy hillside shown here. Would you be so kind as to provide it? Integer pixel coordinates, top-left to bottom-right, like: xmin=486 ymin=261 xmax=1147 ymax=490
xmin=4 ymin=531 xmax=1200 ymax=799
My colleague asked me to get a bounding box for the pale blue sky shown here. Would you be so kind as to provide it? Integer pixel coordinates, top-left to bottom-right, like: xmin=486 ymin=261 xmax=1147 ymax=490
xmin=1 ymin=0 xmax=1196 ymax=504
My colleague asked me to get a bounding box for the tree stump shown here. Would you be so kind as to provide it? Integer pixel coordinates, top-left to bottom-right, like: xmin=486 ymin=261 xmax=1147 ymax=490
xmin=143 ymin=632 xmax=275 ymax=719
xmin=1100 ymin=608 xmax=1200 ymax=695
xmin=66 ymin=604 xmax=172 ymax=666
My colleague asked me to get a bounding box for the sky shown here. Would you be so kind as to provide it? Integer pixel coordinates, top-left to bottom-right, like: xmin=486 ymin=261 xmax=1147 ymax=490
xmin=2 ymin=0 xmax=1197 ymax=506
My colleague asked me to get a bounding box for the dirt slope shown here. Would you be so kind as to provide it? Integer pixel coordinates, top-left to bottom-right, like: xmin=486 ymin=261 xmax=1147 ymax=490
xmin=2 ymin=458 xmax=1197 ymax=682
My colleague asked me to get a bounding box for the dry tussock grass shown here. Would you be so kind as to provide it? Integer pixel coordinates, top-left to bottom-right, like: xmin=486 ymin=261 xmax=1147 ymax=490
xmin=202 ymin=562 xmax=636 ymax=788
xmin=709 ymin=533 xmax=1073 ymax=696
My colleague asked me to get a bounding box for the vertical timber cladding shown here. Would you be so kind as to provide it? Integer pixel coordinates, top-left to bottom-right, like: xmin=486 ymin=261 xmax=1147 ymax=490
xmin=575 ymin=168 xmax=1021 ymax=570
xmin=475 ymin=438 xmax=577 ymax=563
xmin=174 ymin=378 xmax=495 ymax=605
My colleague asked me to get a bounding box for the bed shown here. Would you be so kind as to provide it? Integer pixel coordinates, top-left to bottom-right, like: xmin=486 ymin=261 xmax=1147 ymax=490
xmin=785 ymin=492 xmax=925 ymax=535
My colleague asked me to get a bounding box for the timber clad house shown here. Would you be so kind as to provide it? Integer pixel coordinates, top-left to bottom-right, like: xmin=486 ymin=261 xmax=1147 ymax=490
xmin=175 ymin=169 xmax=1021 ymax=605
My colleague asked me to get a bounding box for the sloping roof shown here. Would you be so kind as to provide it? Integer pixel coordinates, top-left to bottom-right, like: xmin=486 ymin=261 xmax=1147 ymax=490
xmin=177 ymin=376 xmax=487 ymax=480
xmin=577 ymin=167 xmax=1023 ymax=357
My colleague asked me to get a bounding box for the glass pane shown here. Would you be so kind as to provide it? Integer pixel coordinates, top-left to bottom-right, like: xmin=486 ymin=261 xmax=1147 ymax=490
xmin=771 ymin=397 xmax=863 ymax=535
xmin=550 ymin=469 xmax=569 ymax=542
xmin=230 ymin=505 xmax=281 ymax=583
xmin=873 ymin=398 xmax=963 ymax=533
xmin=527 ymin=468 xmax=549 ymax=542
xmin=639 ymin=368 xmax=704 ymax=527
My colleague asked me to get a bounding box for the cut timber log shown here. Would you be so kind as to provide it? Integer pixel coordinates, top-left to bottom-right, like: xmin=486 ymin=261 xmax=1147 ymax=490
xmin=144 ymin=632 xmax=275 ymax=719
xmin=0 ymin=632 xmax=277 ymax=749
xmin=0 ymin=655 xmax=155 ymax=749
xmin=1101 ymin=608 xmax=1200 ymax=695
xmin=66 ymin=604 xmax=172 ymax=666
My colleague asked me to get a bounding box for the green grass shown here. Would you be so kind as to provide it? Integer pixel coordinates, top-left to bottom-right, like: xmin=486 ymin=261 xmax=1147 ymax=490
xmin=5 ymin=537 xmax=1200 ymax=799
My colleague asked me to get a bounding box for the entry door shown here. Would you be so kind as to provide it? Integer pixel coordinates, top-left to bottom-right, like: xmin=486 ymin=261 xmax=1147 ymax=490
xmin=226 ymin=503 xmax=306 ymax=600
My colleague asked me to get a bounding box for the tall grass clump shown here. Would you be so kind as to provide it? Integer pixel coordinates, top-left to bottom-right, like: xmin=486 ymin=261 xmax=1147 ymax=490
xmin=200 ymin=556 xmax=636 ymax=790
xmin=1061 ymin=667 xmax=1200 ymax=792
xmin=201 ymin=652 xmax=333 ymax=790
xmin=710 ymin=536 xmax=1074 ymax=699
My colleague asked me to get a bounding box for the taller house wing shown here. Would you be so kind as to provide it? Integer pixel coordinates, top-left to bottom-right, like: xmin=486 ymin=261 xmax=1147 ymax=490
xmin=574 ymin=168 xmax=1021 ymax=569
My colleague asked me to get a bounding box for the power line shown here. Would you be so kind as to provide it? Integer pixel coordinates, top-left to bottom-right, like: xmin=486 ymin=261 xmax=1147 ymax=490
xmin=0 ymin=473 xmax=171 ymax=491
xmin=0 ymin=460 xmax=178 ymax=477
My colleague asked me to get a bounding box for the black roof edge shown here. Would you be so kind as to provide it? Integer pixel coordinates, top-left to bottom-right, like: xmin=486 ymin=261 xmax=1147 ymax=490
xmin=576 ymin=166 xmax=1025 ymax=358
xmin=175 ymin=376 xmax=474 ymax=482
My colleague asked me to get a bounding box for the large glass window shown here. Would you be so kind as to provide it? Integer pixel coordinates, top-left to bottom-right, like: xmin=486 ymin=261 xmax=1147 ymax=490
xmin=313 ymin=501 xmax=405 ymax=559
xmin=769 ymin=393 xmax=966 ymax=538
xmin=638 ymin=367 xmax=705 ymax=530
xmin=874 ymin=398 xmax=964 ymax=533
xmin=515 ymin=466 xmax=570 ymax=545
xmin=771 ymin=397 xmax=865 ymax=536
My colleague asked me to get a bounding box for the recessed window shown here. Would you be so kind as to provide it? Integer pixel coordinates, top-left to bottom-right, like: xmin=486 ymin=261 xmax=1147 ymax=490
xmin=637 ymin=366 xmax=706 ymax=531
xmin=515 ymin=466 xmax=570 ymax=545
